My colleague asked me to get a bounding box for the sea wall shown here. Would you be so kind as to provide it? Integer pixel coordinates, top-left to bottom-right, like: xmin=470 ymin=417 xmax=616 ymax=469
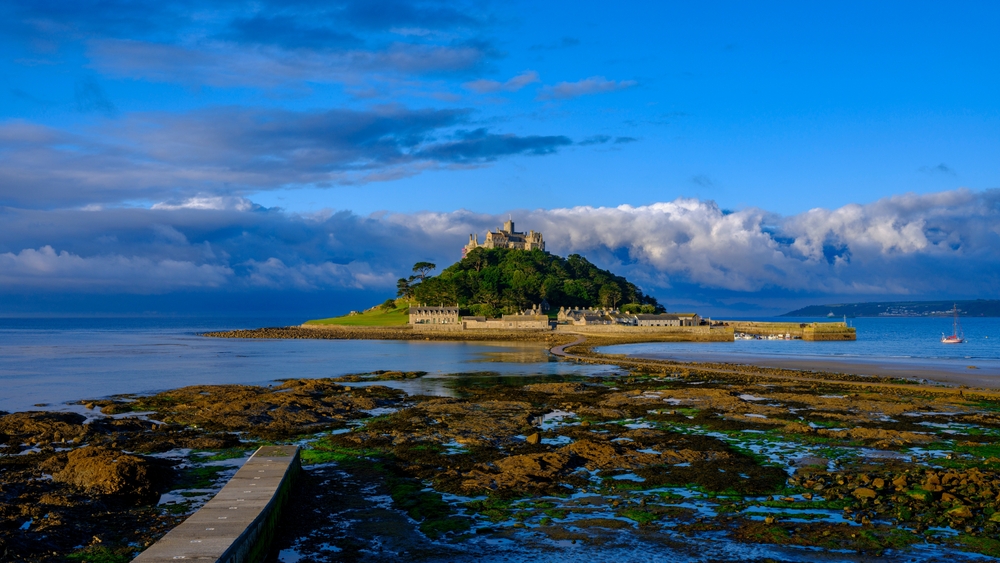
xmin=556 ymin=325 xmax=734 ymax=342
xmin=132 ymin=445 xmax=300 ymax=563
xmin=721 ymin=321 xmax=856 ymax=341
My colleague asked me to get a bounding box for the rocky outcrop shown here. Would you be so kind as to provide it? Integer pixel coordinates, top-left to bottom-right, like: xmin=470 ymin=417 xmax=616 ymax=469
xmin=50 ymin=447 xmax=158 ymax=504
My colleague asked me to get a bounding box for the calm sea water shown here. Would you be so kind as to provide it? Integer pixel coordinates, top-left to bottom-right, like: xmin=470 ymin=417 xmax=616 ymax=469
xmin=3 ymin=316 xmax=999 ymax=413
xmin=600 ymin=316 xmax=1000 ymax=376
xmin=0 ymin=317 xmax=614 ymax=413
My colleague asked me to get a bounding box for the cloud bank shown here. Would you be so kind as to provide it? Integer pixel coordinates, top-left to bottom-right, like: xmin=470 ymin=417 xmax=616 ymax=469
xmin=0 ymin=107 xmax=574 ymax=208
xmin=2 ymin=189 xmax=998 ymax=312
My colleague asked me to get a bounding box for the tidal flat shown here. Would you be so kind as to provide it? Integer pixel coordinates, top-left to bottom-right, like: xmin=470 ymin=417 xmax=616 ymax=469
xmin=4 ymin=362 xmax=1000 ymax=562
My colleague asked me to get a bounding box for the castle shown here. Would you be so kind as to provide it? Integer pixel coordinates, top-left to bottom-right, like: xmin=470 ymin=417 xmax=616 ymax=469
xmin=463 ymin=218 xmax=544 ymax=257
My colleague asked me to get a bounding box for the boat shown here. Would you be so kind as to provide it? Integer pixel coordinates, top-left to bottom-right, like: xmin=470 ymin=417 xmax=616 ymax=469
xmin=941 ymin=305 xmax=965 ymax=344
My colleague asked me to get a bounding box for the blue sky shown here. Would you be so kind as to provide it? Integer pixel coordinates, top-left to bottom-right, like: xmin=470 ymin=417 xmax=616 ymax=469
xmin=1 ymin=1 xmax=999 ymax=317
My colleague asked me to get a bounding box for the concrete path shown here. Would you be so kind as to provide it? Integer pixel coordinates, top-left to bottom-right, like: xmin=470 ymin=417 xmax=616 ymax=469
xmin=133 ymin=445 xmax=299 ymax=563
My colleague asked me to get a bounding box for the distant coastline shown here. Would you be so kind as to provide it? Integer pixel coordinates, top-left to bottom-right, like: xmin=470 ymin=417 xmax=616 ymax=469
xmin=783 ymin=299 xmax=1000 ymax=317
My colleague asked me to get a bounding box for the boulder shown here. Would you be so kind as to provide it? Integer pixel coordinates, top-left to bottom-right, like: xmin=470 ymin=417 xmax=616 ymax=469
xmin=947 ymin=505 xmax=973 ymax=519
xmin=52 ymin=446 xmax=157 ymax=504
xmin=852 ymin=487 xmax=877 ymax=500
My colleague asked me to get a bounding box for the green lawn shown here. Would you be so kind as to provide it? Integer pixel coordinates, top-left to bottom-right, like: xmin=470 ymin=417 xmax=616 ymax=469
xmin=304 ymin=303 xmax=410 ymax=326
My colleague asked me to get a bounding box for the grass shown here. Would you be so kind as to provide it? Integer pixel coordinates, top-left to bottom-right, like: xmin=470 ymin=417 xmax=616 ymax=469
xmin=66 ymin=546 xmax=134 ymax=563
xmin=304 ymin=301 xmax=411 ymax=326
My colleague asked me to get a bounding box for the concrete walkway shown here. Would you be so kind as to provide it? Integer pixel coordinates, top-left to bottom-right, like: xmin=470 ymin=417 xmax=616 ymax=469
xmin=133 ymin=445 xmax=300 ymax=563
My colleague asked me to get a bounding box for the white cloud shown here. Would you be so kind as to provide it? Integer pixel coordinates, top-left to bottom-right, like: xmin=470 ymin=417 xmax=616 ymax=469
xmin=2 ymin=189 xmax=998 ymax=301
xmin=152 ymin=196 xmax=257 ymax=211
xmin=0 ymin=246 xmax=233 ymax=292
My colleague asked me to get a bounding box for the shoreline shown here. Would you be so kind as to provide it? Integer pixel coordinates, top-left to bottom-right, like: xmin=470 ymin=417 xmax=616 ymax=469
xmin=202 ymin=325 xmax=1000 ymax=392
xmin=619 ymin=351 xmax=1000 ymax=388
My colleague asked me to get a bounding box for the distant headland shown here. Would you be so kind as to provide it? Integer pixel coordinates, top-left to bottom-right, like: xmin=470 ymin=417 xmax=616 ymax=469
xmin=783 ymin=299 xmax=1000 ymax=318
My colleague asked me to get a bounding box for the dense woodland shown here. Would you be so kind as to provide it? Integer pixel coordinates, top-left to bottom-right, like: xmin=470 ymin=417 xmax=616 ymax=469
xmin=401 ymin=248 xmax=661 ymax=317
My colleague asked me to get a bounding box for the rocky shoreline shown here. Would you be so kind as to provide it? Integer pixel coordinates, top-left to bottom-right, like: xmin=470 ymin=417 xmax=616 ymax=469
xmin=4 ymin=353 xmax=1000 ymax=561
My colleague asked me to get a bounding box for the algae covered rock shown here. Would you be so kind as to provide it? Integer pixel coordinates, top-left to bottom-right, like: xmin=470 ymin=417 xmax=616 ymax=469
xmin=52 ymin=446 xmax=158 ymax=504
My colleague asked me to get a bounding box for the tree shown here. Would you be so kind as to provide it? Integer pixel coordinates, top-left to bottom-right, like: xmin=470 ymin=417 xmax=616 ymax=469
xmin=396 ymin=278 xmax=412 ymax=299
xmin=412 ymin=261 xmax=436 ymax=282
xmin=379 ymin=298 xmax=397 ymax=311
xmin=599 ymin=284 xmax=623 ymax=309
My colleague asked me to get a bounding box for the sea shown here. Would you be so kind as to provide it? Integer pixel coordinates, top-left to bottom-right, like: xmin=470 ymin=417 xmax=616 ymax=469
xmin=2 ymin=316 xmax=999 ymax=413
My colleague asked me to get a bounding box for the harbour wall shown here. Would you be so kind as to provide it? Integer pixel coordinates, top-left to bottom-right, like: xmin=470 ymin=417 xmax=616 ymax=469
xmin=555 ymin=325 xmax=735 ymax=342
xmin=132 ymin=445 xmax=300 ymax=563
xmin=720 ymin=321 xmax=856 ymax=341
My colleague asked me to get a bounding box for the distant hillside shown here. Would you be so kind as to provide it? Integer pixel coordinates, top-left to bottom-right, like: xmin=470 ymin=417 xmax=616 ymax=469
xmin=411 ymin=247 xmax=661 ymax=317
xmin=783 ymin=300 xmax=1000 ymax=317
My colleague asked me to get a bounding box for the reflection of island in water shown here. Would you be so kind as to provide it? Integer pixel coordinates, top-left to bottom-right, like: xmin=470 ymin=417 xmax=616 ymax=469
xmin=471 ymin=343 xmax=557 ymax=364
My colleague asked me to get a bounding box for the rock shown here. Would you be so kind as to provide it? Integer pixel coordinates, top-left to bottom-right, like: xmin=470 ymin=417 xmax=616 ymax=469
xmin=764 ymin=515 xmax=776 ymax=524
xmin=892 ymin=475 xmax=908 ymax=489
xmin=941 ymin=492 xmax=959 ymax=503
xmin=525 ymin=433 xmax=541 ymax=445
xmin=947 ymin=505 xmax=973 ymax=519
xmin=989 ymin=512 xmax=1000 ymax=523
xmin=872 ymin=478 xmax=885 ymax=489
xmin=853 ymin=487 xmax=877 ymax=500
xmin=907 ymin=490 xmax=931 ymax=502
xmin=52 ymin=446 xmax=158 ymax=504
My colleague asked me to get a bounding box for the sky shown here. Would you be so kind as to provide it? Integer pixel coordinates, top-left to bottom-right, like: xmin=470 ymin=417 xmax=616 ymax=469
xmin=1 ymin=0 xmax=999 ymax=318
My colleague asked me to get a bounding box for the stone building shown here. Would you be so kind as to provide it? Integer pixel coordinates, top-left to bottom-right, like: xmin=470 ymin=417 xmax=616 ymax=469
xmin=558 ymin=307 xmax=634 ymax=326
xmin=408 ymin=306 xmax=460 ymax=325
xmin=634 ymin=313 xmax=701 ymax=327
xmin=463 ymin=218 xmax=544 ymax=257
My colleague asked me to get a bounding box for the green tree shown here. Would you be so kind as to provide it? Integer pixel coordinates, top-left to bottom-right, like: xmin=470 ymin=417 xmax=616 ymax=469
xmin=412 ymin=261 xmax=436 ymax=282
xmin=396 ymin=278 xmax=413 ymax=299
xmin=380 ymin=298 xmax=397 ymax=311
xmin=599 ymin=284 xmax=623 ymax=309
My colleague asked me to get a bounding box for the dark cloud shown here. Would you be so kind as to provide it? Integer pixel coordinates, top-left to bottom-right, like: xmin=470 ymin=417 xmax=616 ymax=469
xmin=578 ymin=135 xmax=611 ymax=146
xmin=220 ymin=15 xmax=363 ymax=50
xmin=9 ymin=88 xmax=55 ymax=107
xmin=691 ymin=174 xmax=714 ymax=187
xmin=614 ymin=136 xmax=637 ymax=144
xmin=415 ymin=128 xmax=572 ymax=163
xmin=919 ymin=163 xmax=957 ymax=176
xmin=338 ymin=0 xmax=481 ymax=30
xmin=528 ymin=37 xmax=581 ymax=51
xmin=0 ymin=106 xmax=572 ymax=208
xmin=7 ymin=0 xmax=496 ymax=88
xmin=537 ymin=76 xmax=638 ymax=100
xmin=74 ymin=77 xmax=117 ymax=117
xmin=463 ymin=70 xmax=540 ymax=93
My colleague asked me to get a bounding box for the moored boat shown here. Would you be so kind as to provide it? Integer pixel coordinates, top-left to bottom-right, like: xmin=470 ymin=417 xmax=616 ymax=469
xmin=941 ymin=305 xmax=965 ymax=344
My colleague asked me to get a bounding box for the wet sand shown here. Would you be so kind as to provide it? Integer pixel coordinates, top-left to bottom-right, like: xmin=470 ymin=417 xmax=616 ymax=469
xmin=622 ymin=351 xmax=1000 ymax=388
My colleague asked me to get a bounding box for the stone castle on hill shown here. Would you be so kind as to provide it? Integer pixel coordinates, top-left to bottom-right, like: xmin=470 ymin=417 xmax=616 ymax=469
xmin=463 ymin=218 xmax=544 ymax=257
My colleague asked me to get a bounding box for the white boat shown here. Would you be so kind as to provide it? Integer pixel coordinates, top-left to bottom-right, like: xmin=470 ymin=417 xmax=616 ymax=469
xmin=941 ymin=305 xmax=964 ymax=344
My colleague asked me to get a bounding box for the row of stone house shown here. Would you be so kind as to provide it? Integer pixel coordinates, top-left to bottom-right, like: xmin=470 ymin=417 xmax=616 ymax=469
xmin=556 ymin=307 xmax=701 ymax=327
xmin=409 ymin=305 xmax=701 ymax=330
xmin=408 ymin=305 xmax=549 ymax=330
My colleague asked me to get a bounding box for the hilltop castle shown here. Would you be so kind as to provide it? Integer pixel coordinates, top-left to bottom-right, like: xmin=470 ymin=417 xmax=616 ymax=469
xmin=463 ymin=218 xmax=545 ymax=257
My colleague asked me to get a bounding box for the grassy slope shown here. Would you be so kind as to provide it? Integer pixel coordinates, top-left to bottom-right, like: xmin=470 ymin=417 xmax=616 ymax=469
xmin=305 ymin=303 xmax=410 ymax=326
